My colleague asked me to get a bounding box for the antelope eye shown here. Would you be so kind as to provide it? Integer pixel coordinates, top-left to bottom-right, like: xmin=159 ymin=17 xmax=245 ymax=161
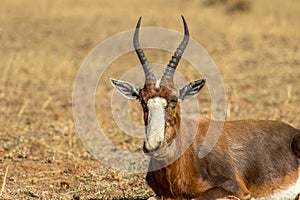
xmin=169 ymin=97 xmax=178 ymax=108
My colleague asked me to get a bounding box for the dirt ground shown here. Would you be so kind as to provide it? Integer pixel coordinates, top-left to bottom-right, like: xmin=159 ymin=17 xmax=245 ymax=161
xmin=0 ymin=0 xmax=300 ymax=199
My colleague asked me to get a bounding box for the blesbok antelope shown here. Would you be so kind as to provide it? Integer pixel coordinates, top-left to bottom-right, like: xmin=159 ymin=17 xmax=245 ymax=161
xmin=110 ymin=16 xmax=300 ymax=200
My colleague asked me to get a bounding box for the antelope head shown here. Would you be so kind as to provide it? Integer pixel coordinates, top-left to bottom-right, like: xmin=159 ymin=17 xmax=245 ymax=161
xmin=111 ymin=16 xmax=206 ymax=157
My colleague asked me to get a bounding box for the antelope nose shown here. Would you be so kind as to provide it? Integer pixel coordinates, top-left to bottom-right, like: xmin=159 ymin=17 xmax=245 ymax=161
xmin=143 ymin=141 xmax=161 ymax=154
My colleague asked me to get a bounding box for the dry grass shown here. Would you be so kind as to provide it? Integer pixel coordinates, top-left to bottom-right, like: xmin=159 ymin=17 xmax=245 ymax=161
xmin=0 ymin=0 xmax=300 ymax=199
xmin=0 ymin=165 xmax=9 ymax=197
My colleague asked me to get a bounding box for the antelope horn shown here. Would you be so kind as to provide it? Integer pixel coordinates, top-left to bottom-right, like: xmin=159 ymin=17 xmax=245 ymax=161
xmin=162 ymin=15 xmax=190 ymax=80
xmin=133 ymin=17 xmax=156 ymax=82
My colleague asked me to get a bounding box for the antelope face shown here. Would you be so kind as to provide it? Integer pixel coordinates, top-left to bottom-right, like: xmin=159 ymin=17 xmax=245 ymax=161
xmin=110 ymin=16 xmax=206 ymax=156
xmin=139 ymin=80 xmax=179 ymax=153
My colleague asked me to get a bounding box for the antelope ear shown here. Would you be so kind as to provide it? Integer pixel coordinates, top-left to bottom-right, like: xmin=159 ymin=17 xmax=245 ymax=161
xmin=179 ymin=78 xmax=206 ymax=101
xmin=110 ymin=78 xmax=140 ymax=99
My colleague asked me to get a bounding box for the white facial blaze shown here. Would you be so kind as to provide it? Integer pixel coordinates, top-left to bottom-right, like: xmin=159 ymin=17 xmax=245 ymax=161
xmin=154 ymin=79 xmax=161 ymax=90
xmin=145 ymin=97 xmax=167 ymax=150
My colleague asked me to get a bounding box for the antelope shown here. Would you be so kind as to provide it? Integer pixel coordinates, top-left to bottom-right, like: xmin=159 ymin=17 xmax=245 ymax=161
xmin=110 ymin=16 xmax=300 ymax=200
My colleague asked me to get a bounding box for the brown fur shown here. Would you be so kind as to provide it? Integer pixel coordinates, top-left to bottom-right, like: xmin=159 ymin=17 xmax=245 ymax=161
xmin=139 ymin=83 xmax=300 ymax=200
xmin=292 ymin=134 xmax=300 ymax=157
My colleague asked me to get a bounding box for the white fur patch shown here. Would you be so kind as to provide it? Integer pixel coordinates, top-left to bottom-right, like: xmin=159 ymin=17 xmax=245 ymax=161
xmin=147 ymin=97 xmax=167 ymax=109
xmin=155 ymin=79 xmax=161 ymax=90
xmin=145 ymin=97 xmax=167 ymax=150
xmin=251 ymin=175 xmax=300 ymax=200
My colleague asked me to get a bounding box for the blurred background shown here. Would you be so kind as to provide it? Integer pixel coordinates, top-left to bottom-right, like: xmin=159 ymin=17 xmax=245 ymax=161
xmin=0 ymin=0 xmax=299 ymax=199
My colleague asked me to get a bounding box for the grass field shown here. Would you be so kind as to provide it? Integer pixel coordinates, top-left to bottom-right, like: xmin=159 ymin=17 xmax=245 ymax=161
xmin=0 ymin=0 xmax=300 ymax=199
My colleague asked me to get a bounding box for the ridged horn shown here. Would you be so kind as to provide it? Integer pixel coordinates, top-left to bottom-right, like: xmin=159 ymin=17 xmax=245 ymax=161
xmin=162 ymin=15 xmax=189 ymax=80
xmin=133 ymin=17 xmax=156 ymax=82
